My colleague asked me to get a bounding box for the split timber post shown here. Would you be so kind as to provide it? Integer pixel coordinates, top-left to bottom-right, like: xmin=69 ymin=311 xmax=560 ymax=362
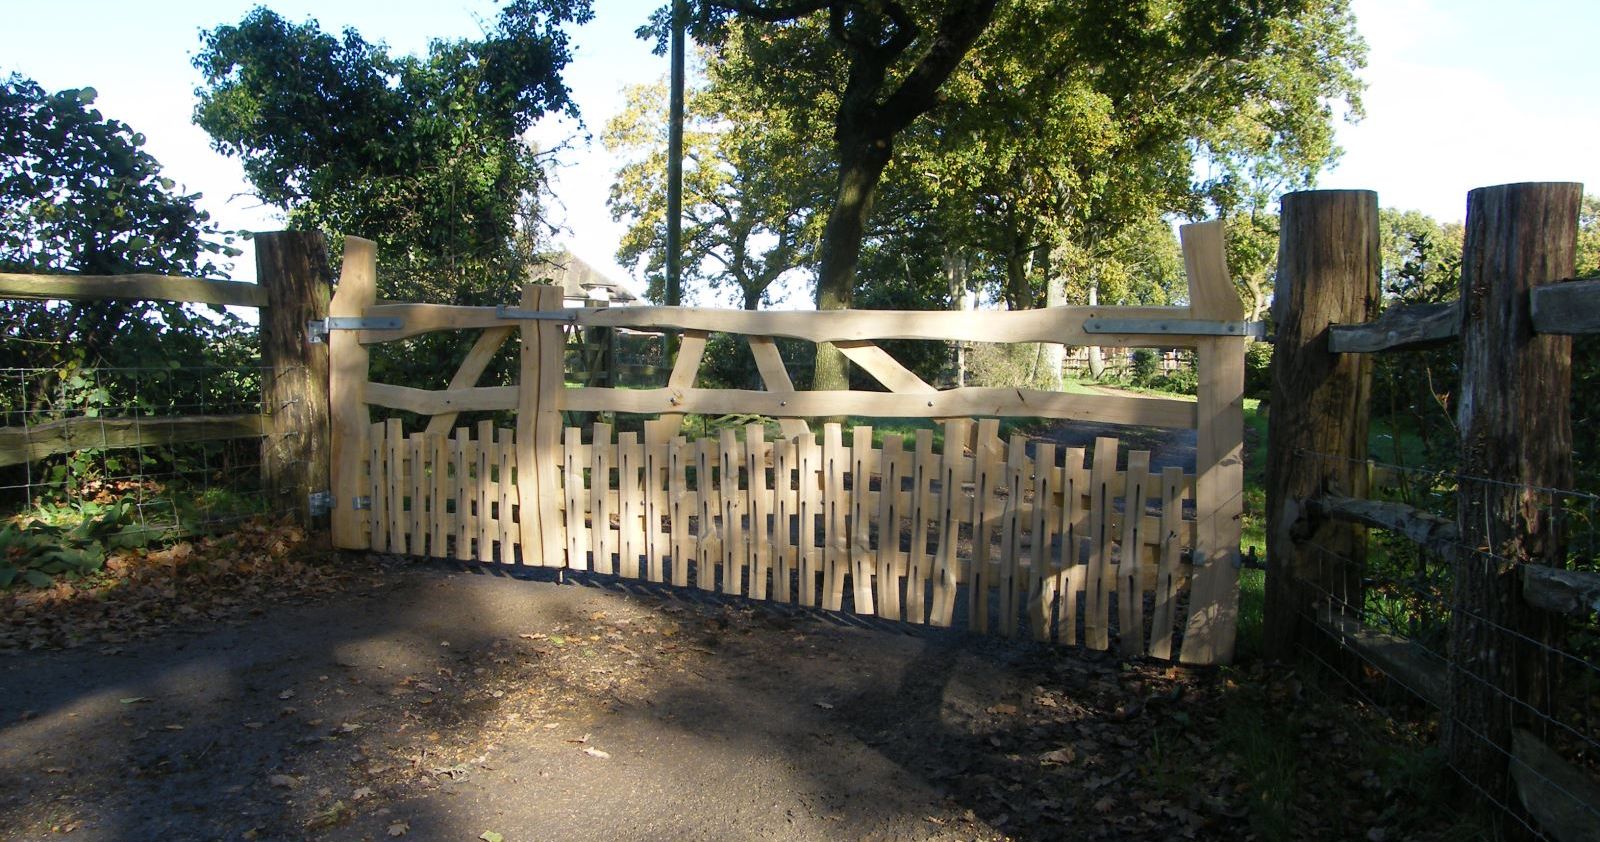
xmin=256 ymin=230 xmax=334 ymax=528
xmin=1447 ymin=182 xmax=1580 ymax=815
xmin=1264 ymin=190 xmax=1380 ymax=661
xmin=328 ymin=237 xmax=378 ymax=549
xmin=516 ymin=282 xmax=567 ymax=565
xmin=1178 ymin=220 xmax=1248 ymax=665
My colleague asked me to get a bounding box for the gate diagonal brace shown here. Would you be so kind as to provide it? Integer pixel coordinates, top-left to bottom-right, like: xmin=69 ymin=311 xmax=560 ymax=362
xmin=1083 ymin=318 xmax=1265 ymax=340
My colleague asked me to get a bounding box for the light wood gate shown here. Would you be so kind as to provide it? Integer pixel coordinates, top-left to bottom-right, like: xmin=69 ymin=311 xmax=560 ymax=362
xmin=326 ymin=223 xmax=1248 ymax=664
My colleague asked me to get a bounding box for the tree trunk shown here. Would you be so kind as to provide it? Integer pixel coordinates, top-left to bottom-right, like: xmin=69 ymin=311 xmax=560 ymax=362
xmin=1263 ymin=190 xmax=1379 ymax=662
xmin=1040 ymin=242 xmax=1064 ymax=385
xmin=812 ymin=139 xmax=892 ymax=392
xmin=1086 ymin=281 xmax=1105 ymax=379
xmin=944 ymin=245 xmax=971 ymax=387
xmin=1447 ymin=182 xmax=1579 ymax=821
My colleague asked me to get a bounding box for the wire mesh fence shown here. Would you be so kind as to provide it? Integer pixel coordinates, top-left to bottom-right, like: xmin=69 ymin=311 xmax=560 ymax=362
xmin=0 ymin=365 xmax=296 ymax=583
xmin=1288 ymin=448 xmax=1600 ymax=839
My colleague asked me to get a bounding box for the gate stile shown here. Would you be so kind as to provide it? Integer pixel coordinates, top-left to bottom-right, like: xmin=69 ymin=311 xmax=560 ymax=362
xmin=326 ymin=223 xmax=1248 ymax=664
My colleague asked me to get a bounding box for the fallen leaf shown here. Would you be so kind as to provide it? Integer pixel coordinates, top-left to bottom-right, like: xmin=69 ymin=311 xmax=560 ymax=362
xmin=582 ymin=746 xmax=611 ymax=759
xmin=814 ymin=701 xmax=835 ymax=710
xmin=1039 ymin=747 xmax=1076 ymax=766
xmin=352 ymin=786 xmax=374 ymax=801
xmin=1093 ymin=796 xmax=1116 ymax=813
xmin=387 ymin=821 xmax=410 ymax=837
xmin=118 ymin=697 xmax=151 ymax=705
xmin=269 ymin=774 xmax=300 ymax=789
xmin=243 ymin=721 xmax=265 ymax=729
xmin=481 ymin=832 xmax=505 ymax=842
xmin=278 ymin=689 xmax=296 ymax=700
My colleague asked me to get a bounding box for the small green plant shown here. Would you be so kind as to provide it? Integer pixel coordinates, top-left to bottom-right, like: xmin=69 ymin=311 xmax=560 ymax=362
xmin=0 ymin=498 xmax=150 ymax=588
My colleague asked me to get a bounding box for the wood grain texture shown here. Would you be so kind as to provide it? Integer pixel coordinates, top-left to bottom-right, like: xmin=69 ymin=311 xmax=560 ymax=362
xmin=0 ymin=415 xmax=267 ymax=468
xmin=644 ymin=330 xmax=707 ymax=441
xmin=747 ymin=336 xmax=810 ymax=440
xmin=1448 ymin=182 xmax=1581 ymax=807
xmin=424 ymin=326 xmax=515 ymax=435
xmin=327 ymin=237 xmax=377 ymax=549
xmin=1530 ymin=277 xmax=1600 ymax=335
xmin=0 ymin=271 xmax=268 ymax=308
xmin=1329 ymin=301 xmax=1456 ymax=353
xmin=1179 ymin=219 xmax=1249 ymax=666
xmin=256 ymin=231 xmax=333 ymax=527
xmin=564 ymin=385 xmax=1196 ymax=428
xmin=360 ymin=301 xmax=1230 ymax=348
xmin=1264 ymin=190 xmax=1379 ymax=662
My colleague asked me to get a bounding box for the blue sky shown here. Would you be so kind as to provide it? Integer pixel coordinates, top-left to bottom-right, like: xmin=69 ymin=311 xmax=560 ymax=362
xmin=4 ymin=0 xmax=1598 ymax=294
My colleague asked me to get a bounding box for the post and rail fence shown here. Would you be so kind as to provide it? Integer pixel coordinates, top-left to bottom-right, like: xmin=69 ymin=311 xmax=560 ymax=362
xmin=0 ymin=231 xmax=334 ymax=533
xmin=1266 ymin=184 xmax=1600 ymax=841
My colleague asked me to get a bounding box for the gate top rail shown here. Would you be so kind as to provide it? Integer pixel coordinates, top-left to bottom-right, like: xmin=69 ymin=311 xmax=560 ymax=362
xmin=348 ymin=301 xmax=1255 ymax=347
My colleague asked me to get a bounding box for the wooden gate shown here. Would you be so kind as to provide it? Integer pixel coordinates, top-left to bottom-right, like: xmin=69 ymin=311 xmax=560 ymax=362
xmin=325 ymin=223 xmax=1248 ymax=664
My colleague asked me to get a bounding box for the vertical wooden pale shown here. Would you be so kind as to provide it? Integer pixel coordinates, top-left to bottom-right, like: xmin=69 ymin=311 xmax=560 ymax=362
xmin=327 ymin=236 xmax=376 ymax=549
xmin=1178 ymin=221 xmax=1247 ymax=665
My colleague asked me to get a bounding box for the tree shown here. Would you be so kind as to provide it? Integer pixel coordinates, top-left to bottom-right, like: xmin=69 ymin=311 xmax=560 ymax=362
xmin=193 ymin=2 xmax=593 ymax=305
xmin=646 ymin=0 xmax=1002 ymax=389
xmin=1 ymin=74 xmax=244 ymax=377
xmin=605 ymin=71 xmax=826 ymax=310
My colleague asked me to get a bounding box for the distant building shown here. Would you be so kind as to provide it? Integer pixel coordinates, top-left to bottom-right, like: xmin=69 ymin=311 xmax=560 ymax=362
xmin=530 ymin=251 xmax=640 ymax=307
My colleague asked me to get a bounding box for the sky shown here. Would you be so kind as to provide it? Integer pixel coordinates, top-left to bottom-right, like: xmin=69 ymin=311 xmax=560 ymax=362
xmin=4 ymin=0 xmax=1598 ymax=295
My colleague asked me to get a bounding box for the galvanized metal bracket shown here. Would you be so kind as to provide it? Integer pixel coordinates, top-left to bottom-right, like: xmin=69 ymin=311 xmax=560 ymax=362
xmin=308 ymin=490 xmax=333 ymax=517
xmin=307 ymin=316 xmax=405 ymax=343
xmin=495 ymin=305 xmax=579 ymax=322
xmin=352 ymin=496 xmax=372 ymax=511
xmin=1083 ymin=318 xmax=1265 ymax=339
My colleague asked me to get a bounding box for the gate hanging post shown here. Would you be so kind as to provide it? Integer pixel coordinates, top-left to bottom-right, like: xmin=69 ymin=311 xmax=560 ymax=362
xmin=516 ymin=283 xmax=568 ymax=566
xmin=1264 ymin=191 xmax=1379 ymax=661
xmin=328 ymin=236 xmax=377 ymax=550
xmin=1178 ymin=221 xmax=1247 ymax=665
xmin=256 ymin=230 xmax=333 ymax=528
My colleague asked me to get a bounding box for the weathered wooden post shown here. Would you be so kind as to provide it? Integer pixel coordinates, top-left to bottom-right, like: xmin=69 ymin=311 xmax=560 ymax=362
xmin=1264 ymin=190 xmax=1379 ymax=661
xmin=256 ymin=231 xmax=333 ymax=528
xmin=1448 ymin=182 xmax=1580 ymax=815
xmin=327 ymin=237 xmax=377 ymax=550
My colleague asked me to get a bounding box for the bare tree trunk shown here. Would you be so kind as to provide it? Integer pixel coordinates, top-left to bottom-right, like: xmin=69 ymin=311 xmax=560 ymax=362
xmin=944 ymin=245 xmax=971 ymax=387
xmin=1040 ymin=242 xmax=1064 ymax=386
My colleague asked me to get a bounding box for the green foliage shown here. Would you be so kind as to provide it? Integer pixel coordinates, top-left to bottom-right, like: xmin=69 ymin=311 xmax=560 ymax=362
xmin=0 ymin=499 xmax=144 ymax=588
xmin=193 ymin=2 xmax=592 ymax=307
xmin=606 ymin=71 xmax=824 ymax=309
xmin=0 ymin=75 xmax=248 ymax=373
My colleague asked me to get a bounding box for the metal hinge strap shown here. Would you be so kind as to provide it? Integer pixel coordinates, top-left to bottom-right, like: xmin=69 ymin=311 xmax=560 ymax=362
xmin=307 ymin=316 xmax=405 ymax=343
xmin=1083 ymin=318 xmax=1265 ymax=339
xmin=495 ymin=305 xmax=578 ymax=322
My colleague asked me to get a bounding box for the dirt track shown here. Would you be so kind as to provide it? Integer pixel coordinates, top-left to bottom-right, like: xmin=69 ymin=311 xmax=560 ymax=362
xmin=1 ymin=553 xmax=1270 ymax=841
